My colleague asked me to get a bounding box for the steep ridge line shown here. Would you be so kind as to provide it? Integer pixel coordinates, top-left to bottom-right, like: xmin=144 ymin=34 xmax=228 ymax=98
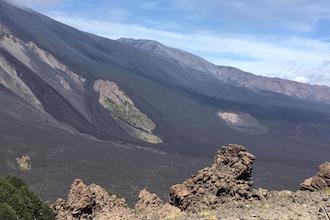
xmin=119 ymin=38 xmax=330 ymax=104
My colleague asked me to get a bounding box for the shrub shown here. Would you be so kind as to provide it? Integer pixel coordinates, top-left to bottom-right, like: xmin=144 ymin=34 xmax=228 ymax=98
xmin=0 ymin=176 xmax=55 ymax=220
xmin=0 ymin=203 xmax=18 ymax=220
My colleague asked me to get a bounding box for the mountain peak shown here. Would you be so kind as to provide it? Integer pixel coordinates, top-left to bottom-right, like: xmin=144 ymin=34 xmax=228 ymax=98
xmin=118 ymin=37 xmax=217 ymax=76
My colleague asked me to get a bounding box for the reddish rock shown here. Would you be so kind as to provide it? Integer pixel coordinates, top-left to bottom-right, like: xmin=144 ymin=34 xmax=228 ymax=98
xmin=135 ymin=188 xmax=163 ymax=209
xmin=135 ymin=188 xmax=183 ymax=219
xmin=53 ymin=179 xmax=133 ymax=220
xmin=300 ymin=162 xmax=330 ymax=191
xmin=169 ymin=144 xmax=257 ymax=212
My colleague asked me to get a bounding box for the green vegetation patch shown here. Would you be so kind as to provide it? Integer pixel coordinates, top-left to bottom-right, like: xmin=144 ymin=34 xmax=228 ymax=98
xmin=0 ymin=176 xmax=55 ymax=220
xmin=104 ymin=98 xmax=156 ymax=132
xmin=112 ymin=114 xmax=163 ymax=144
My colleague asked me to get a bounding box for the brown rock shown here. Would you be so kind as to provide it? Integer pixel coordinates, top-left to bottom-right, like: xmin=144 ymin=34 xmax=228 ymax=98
xmin=319 ymin=162 xmax=330 ymax=181
xmin=51 ymin=144 xmax=330 ymax=219
xmin=53 ymin=181 xmax=183 ymax=220
xmin=135 ymin=189 xmax=184 ymax=220
xmin=135 ymin=189 xmax=162 ymax=210
xmin=169 ymin=144 xmax=257 ymax=212
xmin=300 ymin=162 xmax=330 ymax=191
xmin=53 ymin=179 xmax=133 ymax=220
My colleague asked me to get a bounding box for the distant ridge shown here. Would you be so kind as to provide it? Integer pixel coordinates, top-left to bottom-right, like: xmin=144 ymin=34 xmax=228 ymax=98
xmin=119 ymin=38 xmax=330 ymax=104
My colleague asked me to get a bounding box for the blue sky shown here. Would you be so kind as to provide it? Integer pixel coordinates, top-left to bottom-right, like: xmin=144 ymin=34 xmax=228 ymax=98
xmin=12 ymin=0 xmax=330 ymax=86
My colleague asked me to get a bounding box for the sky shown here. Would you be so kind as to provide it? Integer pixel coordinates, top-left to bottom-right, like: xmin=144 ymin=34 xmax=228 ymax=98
xmin=11 ymin=0 xmax=330 ymax=86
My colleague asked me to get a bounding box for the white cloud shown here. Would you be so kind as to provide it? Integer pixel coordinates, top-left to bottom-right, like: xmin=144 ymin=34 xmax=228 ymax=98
xmin=294 ymin=76 xmax=309 ymax=83
xmin=276 ymin=60 xmax=330 ymax=86
xmin=50 ymin=14 xmax=330 ymax=86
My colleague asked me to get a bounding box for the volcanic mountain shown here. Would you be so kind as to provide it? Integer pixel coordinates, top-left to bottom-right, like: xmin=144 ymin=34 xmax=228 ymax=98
xmin=0 ymin=0 xmax=329 ymax=202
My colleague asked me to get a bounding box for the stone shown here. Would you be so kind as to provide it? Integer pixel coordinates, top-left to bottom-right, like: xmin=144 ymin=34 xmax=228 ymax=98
xmin=169 ymin=144 xmax=257 ymax=212
xmin=16 ymin=155 xmax=31 ymax=171
xmin=52 ymin=145 xmax=330 ymax=219
xmin=319 ymin=163 xmax=330 ymax=182
xmin=135 ymin=188 xmax=184 ymax=220
xmin=300 ymin=162 xmax=330 ymax=191
xmin=135 ymin=189 xmax=162 ymax=210
xmin=53 ymin=181 xmax=183 ymax=220
xmin=53 ymin=179 xmax=133 ymax=220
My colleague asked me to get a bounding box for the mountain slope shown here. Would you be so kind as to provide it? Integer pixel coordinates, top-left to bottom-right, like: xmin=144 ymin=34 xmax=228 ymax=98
xmin=119 ymin=38 xmax=330 ymax=104
xmin=0 ymin=0 xmax=330 ymax=203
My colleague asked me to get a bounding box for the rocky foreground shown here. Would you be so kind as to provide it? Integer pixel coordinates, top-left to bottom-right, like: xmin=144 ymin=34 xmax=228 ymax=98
xmin=52 ymin=144 xmax=330 ymax=220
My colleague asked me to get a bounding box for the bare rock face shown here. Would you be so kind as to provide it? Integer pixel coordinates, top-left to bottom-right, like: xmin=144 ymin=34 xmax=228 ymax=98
xmin=135 ymin=189 xmax=163 ymax=210
xmin=53 ymin=179 xmax=134 ymax=220
xmin=53 ymin=181 xmax=183 ymax=220
xmin=169 ymin=144 xmax=258 ymax=212
xmin=135 ymin=189 xmax=184 ymax=220
xmin=301 ymin=162 xmax=330 ymax=191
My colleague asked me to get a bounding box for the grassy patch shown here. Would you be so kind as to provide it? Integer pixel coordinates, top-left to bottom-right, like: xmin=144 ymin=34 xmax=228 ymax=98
xmin=104 ymin=98 xmax=155 ymax=132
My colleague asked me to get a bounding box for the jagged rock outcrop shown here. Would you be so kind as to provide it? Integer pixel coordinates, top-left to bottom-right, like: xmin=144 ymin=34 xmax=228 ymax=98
xmin=169 ymin=144 xmax=261 ymax=212
xmin=52 ymin=145 xmax=330 ymax=219
xmin=300 ymin=162 xmax=330 ymax=191
xmin=53 ymin=179 xmax=134 ymax=220
xmin=53 ymin=181 xmax=183 ymax=220
xmin=134 ymin=189 xmax=184 ymax=220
